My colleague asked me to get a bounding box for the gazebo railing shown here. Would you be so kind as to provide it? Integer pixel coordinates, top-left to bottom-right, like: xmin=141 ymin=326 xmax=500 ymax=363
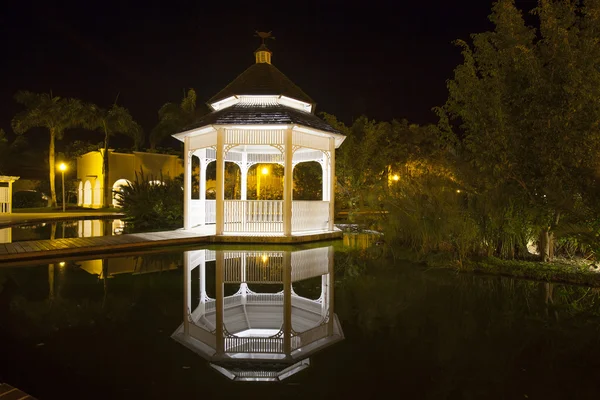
xmin=225 ymin=336 xmax=283 ymax=353
xmin=190 ymin=199 xmax=330 ymax=233
xmin=291 ymin=323 xmax=329 ymax=350
xmin=292 ymin=201 xmax=329 ymax=232
xmin=224 ymin=200 xmax=283 ymax=233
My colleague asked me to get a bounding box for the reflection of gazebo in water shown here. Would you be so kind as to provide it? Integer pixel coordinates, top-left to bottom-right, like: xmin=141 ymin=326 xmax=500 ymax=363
xmin=172 ymin=36 xmax=346 ymax=237
xmin=171 ymin=246 xmax=343 ymax=381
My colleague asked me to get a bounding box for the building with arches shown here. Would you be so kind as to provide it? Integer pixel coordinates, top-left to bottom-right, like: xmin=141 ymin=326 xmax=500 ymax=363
xmin=77 ymin=150 xmax=183 ymax=208
xmin=173 ymin=43 xmax=345 ymax=237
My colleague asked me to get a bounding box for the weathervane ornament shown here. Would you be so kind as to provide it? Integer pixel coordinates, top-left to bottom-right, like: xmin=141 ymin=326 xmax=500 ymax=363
xmin=255 ymin=31 xmax=275 ymax=45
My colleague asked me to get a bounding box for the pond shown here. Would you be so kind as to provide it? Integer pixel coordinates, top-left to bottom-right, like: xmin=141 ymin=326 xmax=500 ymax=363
xmin=1 ymin=234 xmax=600 ymax=399
xmin=0 ymin=219 xmax=124 ymax=243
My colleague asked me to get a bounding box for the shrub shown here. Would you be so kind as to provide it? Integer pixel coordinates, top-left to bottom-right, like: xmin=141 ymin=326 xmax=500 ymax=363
xmin=13 ymin=190 xmax=48 ymax=208
xmin=115 ymin=170 xmax=183 ymax=232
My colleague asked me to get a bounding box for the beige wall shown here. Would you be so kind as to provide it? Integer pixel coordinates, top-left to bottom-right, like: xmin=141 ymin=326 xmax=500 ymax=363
xmin=77 ymin=150 xmax=183 ymax=208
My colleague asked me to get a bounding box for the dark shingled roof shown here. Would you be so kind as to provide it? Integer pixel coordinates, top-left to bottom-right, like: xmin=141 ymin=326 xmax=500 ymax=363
xmin=186 ymin=103 xmax=340 ymax=134
xmin=207 ymin=63 xmax=315 ymax=106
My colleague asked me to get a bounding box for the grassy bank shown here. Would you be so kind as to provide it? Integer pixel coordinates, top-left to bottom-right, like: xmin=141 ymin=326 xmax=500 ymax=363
xmin=388 ymin=247 xmax=600 ymax=287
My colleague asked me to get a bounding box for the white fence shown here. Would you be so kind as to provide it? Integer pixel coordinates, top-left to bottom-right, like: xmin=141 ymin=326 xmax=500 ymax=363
xmin=0 ymin=186 xmax=9 ymax=214
xmin=189 ymin=199 xmax=329 ymax=234
xmin=224 ymin=200 xmax=283 ymax=233
xmin=292 ymin=201 xmax=329 ymax=232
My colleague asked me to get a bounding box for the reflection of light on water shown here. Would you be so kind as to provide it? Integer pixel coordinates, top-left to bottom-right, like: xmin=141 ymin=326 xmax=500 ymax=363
xmin=112 ymin=219 xmax=125 ymax=235
xmin=0 ymin=227 xmax=11 ymax=244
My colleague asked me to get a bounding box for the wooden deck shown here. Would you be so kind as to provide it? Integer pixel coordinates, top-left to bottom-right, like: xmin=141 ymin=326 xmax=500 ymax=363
xmin=0 ymin=383 xmax=36 ymax=399
xmin=0 ymin=226 xmax=343 ymax=265
xmin=0 ymin=228 xmax=214 ymax=264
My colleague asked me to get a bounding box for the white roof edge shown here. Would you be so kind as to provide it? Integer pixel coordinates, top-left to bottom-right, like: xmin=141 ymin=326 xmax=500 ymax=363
xmin=172 ymin=125 xmax=218 ymax=142
xmin=172 ymin=124 xmax=347 ymax=149
xmin=292 ymin=126 xmax=347 ymax=148
xmin=0 ymin=175 xmax=20 ymax=182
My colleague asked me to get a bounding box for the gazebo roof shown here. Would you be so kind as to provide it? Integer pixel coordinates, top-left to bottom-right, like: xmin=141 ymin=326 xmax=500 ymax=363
xmin=185 ymin=103 xmax=340 ymax=134
xmin=207 ymin=62 xmax=315 ymax=107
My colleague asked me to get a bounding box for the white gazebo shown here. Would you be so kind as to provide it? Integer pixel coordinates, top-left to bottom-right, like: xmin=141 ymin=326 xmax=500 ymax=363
xmin=0 ymin=175 xmax=19 ymax=214
xmin=171 ymin=245 xmax=343 ymax=381
xmin=173 ymin=42 xmax=345 ymax=237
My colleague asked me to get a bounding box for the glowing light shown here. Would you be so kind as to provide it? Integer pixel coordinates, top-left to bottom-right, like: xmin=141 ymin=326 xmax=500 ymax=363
xmin=58 ymin=163 xmax=67 ymax=172
xmin=261 ymin=167 xmax=269 ymax=175
xmin=59 ymin=262 xmax=66 ymax=267
xmin=392 ymin=175 xmax=400 ymax=181
xmin=261 ymin=254 xmax=269 ymax=263
xmin=456 ymin=189 xmax=461 ymax=193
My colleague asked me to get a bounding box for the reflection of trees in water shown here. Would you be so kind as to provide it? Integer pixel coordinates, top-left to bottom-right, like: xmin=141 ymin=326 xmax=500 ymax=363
xmin=335 ymin=254 xmax=600 ymax=398
xmin=1 ymin=252 xmax=183 ymax=338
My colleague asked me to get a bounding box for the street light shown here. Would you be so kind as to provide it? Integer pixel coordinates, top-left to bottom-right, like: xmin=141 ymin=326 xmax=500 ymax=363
xmin=58 ymin=162 xmax=67 ymax=212
xmin=257 ymin=165 xmax=270 ymax=200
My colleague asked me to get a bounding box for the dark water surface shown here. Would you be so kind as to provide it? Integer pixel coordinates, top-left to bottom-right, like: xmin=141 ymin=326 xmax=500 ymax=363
xmin=1 ymin=219 xmax=123 ymax=243
xmin=1 ymin=234 xmax=600 ymax=399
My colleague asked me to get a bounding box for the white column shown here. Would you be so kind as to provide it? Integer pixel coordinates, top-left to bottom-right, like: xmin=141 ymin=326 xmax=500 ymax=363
xmin=241 ymin=153 xmax=248 ymax=201
xmin=199 ymin=151 xmax=207 ymax=201
xmin=183 ymin=137 xmax=192 ymax=230
xmin=216 ymin=250 xmax=225 ymax=354
xmin=216 ymin=129 xmax=225 ymax=235
xmin=327 ymin=245 xmax=334 ymax=336
xmin=7 ymin=180 xmax=12 ymax=213
xmin=328 ymin=138 xmax=336 ymax=231
xmin=283 ymin=251 xmax=292 ymax=354
xmin=199 ymin=250 xmax=206 ymax=307
xmin=198 ymin=149 xmax=207 ymax=225
xmin=321 ymin=274 xmax=328 ymax=318
xmin=283 ymin=129 xmax=293 ymax=236
xmin=183 ymin=251 xmax=191 ymax=336
xmin=240 ymin=253 xmax=248 ymax=305
xmin=321 ymin=158 xmax=329 ymax=201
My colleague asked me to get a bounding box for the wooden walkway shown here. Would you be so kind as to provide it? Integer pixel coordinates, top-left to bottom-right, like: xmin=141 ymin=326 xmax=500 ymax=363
xmin=0 ymin=228 xmax=214 ymax=264
xmin=0 ymin=226 xmax=343 ymax=265
xmin=0 ymin=383 xmax=36 ymax=399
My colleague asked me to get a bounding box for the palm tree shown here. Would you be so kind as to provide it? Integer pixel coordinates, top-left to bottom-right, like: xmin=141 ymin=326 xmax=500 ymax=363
xmin=87 ymin=103 xmax=143 ymax=207
xmin=149 ymin=88 xmax=207 ymax=150
xmin=12 ymin=91 xmax=85 ymax=207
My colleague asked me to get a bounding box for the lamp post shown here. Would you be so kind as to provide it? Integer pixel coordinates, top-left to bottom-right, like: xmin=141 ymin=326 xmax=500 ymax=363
xmin=58 ymin=163 xmax=67 ymax=212
xmin=257 ymin=165 xmax=269 ymax=200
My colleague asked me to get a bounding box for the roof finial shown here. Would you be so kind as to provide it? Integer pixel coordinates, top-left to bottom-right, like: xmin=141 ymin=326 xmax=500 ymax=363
xmin=255 ymin=31 xmax=275 ymax=46
xmin=254 ymin=31 xmax=274 ymax=64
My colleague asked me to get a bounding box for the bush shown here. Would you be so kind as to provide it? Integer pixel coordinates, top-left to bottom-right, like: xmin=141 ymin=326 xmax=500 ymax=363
xmin=115 ymin=170 xmax=183 ymax=232
xmin=13 ymin=190 xmax=48 ymax=208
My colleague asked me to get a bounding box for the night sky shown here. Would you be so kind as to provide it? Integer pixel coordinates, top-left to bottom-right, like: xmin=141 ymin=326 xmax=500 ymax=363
xmin=0 ymin=0 xmax=537 ymax=149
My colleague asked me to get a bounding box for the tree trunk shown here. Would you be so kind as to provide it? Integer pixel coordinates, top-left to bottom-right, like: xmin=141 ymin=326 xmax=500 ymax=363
xmin=49 ymin=128 xmax=57 ymax=207
xmin=539 ymin=226 xmax=553 ymax=262
xmin=103 ymin=125 xmax=111 ymax=208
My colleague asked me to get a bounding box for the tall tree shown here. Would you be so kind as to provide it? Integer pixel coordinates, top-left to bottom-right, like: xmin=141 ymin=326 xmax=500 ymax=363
xmin=87 ymin=103 xmax=143 ymax=207
xmin=150 ymin=89 xmax=208 ymax=150
xmin=12 ymin=91 xmax=84 ymax=207
xmin=437 ymin=0 xmax=600 ymax=261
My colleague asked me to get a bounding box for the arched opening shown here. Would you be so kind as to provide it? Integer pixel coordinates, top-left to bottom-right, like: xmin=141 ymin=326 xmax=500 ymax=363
xmin=77 ymin=181 xmax=83 ymax=206
xmin=83 ymin=180 xmax=92 ymax=206
xmin=93 ymin=180 xmax=102 ymax=207
xmin=225 ymin=162 xmax=241 ymax=200
xmin=112 ymin=179 xmax=132 ymax=207
xmin=248 ymin=163 xmax=284 ymax=200
xmin=293 ymin=161 xmax=323 ymax=200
